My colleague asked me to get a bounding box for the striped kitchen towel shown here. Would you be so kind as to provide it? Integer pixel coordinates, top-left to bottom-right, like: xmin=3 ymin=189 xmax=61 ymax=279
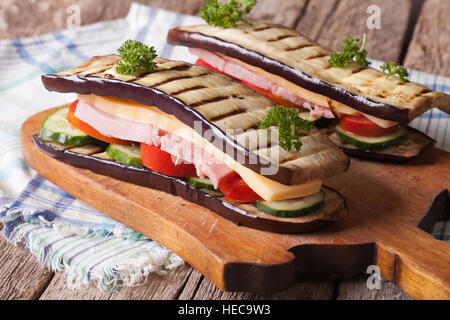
xmin=0 ymin=2 xmax=449 ymax=292
xmin=0 ymin=174 xmax=183 ymax=291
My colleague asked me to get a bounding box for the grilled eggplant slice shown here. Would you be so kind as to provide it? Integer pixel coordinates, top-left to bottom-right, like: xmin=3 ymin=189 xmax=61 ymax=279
xmin=41 ymin=56 xmax=349 ymax=186
xmin=33 ymin=135 xmax=347 ymax=234
xmin=328 ymin=127 xmax=436 ymax=161
xmin=168 ymin=22 xmax=450 ymax=123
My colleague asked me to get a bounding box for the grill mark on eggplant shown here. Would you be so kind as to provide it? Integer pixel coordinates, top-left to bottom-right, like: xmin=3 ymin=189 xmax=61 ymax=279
xmin=347 ymin=67 xmax=365 ymax=76
xmin=252 ymin=26 xmax=273 ymax=32
xmin=250 ymin=141 xmax=275 ymax=152
xmin=305 ymin=53 xmax=329 ymax=60
xmin=171 ymin=85 xmax=207 ymax=96
xmin=188 ymin=95 xmax=231 ymax=108
xmin=267 ymin=35 xmax=297 ymax=42
xmin=166 ymin=64 xmax=192 ymax=72
xmin=209 ymin=108 xmax=248 ymax=122
xmin=147 ymin=73 xmax=209 ymax=88
xmin=279 ymin=155 xmax=299 ymax=164
xmin=148 ymin=75 xmax=193 ymax=88
xmin=77 ymin=63 xmax=118 ymax=77
xmin=243 ymin=124 xmax=259 ymax=131
xmin=285 ymin=43 xmax=315 ymax=52
xmin=408 ymin=88 xmax=433 ymax=102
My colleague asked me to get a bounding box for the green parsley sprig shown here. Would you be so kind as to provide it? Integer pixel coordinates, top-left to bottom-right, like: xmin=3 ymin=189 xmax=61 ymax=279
xmin=329 ymin=33 xmax=371 ymax=68
xmin=380 ymin=62 xmax=409 ymax=83
xmin=258 ymin=105 xmax=314 ymax=153
xmin=200 ymin=0 xmax=257 ymax=28
xmin=116 ymin=39 xmax=157 ymax=76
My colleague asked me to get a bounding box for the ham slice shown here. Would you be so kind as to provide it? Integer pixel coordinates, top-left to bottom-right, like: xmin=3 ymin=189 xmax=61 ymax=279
xmin=75 ymin=99 xmax=161 ymax=145
xmin=75 ymin=99 xmax=233 ymax=187
xmin=159 ymin=134 xmax=233 ymax=187
xmin=190 ymin=48 xmax=335 ymax=119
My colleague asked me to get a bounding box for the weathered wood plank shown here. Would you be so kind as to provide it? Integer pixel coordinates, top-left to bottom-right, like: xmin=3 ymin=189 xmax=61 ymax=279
xmin=248 ymin=0 xmax=308 ymax=28
xmin=403 ymin=0 xmax=450 ymax=76
xmin=187 ymin=275 xmax=336 ymax=300
xmin=336 ymin=274 xmax=412 ymax=300
xmin=296 ymin=0 xmax=414 ymax=62
xmin=0 ymin=225 xmax=53 ymax=299
xmin=0 ymin=0 xmax=205 ymax=40
xmin=177 ymin=269 xmax=204 ymax=300
xmin=39 ymin=263 xmax=193 ymax=300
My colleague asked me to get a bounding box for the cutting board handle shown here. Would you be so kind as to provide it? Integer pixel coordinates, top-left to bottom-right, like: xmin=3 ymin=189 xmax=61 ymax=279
xmin=376 ymin=220 xmax=450 ymax=299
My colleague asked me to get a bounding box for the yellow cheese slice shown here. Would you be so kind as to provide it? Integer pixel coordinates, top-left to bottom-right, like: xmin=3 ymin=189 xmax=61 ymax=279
xmin=218 ymin=53 xmax=399 ymax=128
xmin=78 ymin=94 xmax=323 ymax=201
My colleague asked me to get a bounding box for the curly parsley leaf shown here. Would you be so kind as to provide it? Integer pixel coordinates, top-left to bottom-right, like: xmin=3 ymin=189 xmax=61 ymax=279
xmin=329 ymin=33 xmax=371 ymax=68
xmin=200 ymin=0 xmax=257 ymax=28
xmin=380 ymin=62 xmax=409 ymax=83
xmin=258 ymin=105 xmax=314 ymax=152
xmin=116 ymin=39 xmax=157 ymax=76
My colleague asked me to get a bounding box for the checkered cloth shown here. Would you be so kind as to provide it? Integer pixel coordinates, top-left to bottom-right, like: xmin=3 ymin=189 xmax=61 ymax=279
xmin=0 ymin=174 xmax=184 ymax=292
xmin=0 ymin=2 xmax=448 ymax=291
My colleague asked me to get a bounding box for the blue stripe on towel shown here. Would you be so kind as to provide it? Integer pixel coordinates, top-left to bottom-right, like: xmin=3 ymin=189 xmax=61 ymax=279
xmin=160 ymin=14 xmax=186 ymax=59
xmin=135 ymin=8 xmax=159 ymax=42
xmin=53 ymin=32 xmax=89 ymax=61
xmin=11 ymin=39 xmax=57 ymax=74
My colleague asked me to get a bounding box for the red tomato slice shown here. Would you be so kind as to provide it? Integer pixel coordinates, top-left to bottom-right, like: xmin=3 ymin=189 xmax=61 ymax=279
xmin=241 ymin=80 xmax=307 ymax=111
xmin=339 ymin=115 xmax=400 ymax=137
xmin=67 ymin=100 xmax=132 ymax=145
xmin=218 ymin=172 xmax=262 ymax=203
xmin=141 ymin=143 xmax=197 ymax=178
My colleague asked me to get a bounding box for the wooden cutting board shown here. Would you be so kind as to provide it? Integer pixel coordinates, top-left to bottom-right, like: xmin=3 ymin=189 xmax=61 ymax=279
xmin=21 ymin=108 xmax=450 ymax=300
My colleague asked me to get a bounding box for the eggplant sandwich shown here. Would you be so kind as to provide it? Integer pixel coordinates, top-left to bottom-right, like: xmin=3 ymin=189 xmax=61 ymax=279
xmin=37 ymin=42 xmax=350 ymax=234
xmin=168 ymin=22 xmax=450 ymax=161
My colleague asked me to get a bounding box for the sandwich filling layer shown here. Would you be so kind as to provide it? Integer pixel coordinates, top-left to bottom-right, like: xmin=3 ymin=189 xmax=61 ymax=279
xmin=168 ymin=23 xmax=449 ymax=123
xmin=190 ymin=48 xmax=399 ymax=129
xmin=75 ymin=94 xmax=323 ymax=201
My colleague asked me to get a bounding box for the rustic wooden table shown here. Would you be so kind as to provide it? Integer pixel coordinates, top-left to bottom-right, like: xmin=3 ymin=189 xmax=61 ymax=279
xmin=0 ymin=0 xmax=448 ymax=300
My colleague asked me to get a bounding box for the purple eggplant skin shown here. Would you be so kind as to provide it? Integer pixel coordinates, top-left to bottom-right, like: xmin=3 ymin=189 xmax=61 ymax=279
xmin=33 ymin=135 xmax=344 ymax=234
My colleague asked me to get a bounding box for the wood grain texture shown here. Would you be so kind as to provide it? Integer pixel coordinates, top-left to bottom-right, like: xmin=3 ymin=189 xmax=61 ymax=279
xmin=296 ymin=0 xmax=414 ymax=62
xmin=190 ymin=275 xmax=336 ymax=300
xmin=0 ymin=225 xmax=53 ymax=300
xmin=248 ymin=0 xmax=308 ymax=28
xmin=403 ymin=0 xmax=450 ymax=76
xmin=0 ymin=0 xmax=205 ymax=40
xmin=336 ymin=274 xmax=412 ymax=300
xmin=21 ymin=108 xmax=450 ymax=299
xmin=39 ymin=264 xmax=193 ymax=300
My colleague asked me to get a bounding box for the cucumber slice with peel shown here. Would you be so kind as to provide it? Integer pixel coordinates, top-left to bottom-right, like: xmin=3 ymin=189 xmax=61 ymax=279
xmin=187 ymin=177 xmax=224 ymax=196
xmin=201 ymin=188 xmax=225 ymax=197
xmin=39 ymin=106 xmax=95 ymax=146
xmin=298 ymin=112 xmax=331 ymax=128
xmin=335 ymin=124 xmax=408 ymax=151
xmin=106 ymin=144 xmax=144 ymax=168
xmin=299 ymin=112 xmax=322 ymax=122
xmin=255 ymin=190 xmax=325 ymax=218
xmin=187 ymin=177 xmax=215 ymax=190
